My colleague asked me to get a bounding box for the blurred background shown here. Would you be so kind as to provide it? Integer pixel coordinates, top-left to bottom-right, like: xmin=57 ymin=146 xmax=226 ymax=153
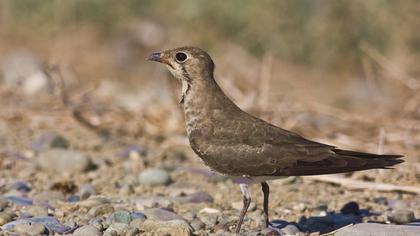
xmin=0 ymin=1 xmax=419 ymax=234
xmin=0 ymin=0 xmax=419 ymax=170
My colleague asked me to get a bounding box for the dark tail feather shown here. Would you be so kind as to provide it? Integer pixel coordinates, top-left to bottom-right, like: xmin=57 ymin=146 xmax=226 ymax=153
xmin=283 ymin=149 xmax=404 ymax=176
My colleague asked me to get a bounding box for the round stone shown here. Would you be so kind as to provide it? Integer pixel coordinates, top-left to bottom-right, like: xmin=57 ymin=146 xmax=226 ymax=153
xmin=387 ymin=210 xmax=415 ymax=224
xmin=73 ymin=225 xmax=102 ymax=236
xmin=138 ymin=168 xmax=172 ymax=186
xmin=14 ymin=222 xmax=45 ymax=236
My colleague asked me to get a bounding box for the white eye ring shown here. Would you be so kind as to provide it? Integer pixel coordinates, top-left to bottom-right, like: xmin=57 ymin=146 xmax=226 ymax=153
xmin=175 ymin=52 xmax=188 ymax=63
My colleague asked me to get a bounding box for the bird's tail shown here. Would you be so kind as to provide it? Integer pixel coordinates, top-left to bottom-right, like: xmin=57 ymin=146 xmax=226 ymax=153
xmin=285 ymin=149 xmax=403 ymax=176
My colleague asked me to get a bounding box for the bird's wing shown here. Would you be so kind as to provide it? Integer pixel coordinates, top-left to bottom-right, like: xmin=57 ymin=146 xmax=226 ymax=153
xmin=192 ymin=115 xmax=402 ymax=177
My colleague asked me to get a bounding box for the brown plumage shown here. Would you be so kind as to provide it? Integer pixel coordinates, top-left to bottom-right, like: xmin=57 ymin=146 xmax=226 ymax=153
xmin=148 ymin=46 xmax=403 ymax=233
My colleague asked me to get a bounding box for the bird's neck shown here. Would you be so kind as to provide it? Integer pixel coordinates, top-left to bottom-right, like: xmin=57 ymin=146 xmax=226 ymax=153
xmin=181 ymin=75 xmax=240 ymax=135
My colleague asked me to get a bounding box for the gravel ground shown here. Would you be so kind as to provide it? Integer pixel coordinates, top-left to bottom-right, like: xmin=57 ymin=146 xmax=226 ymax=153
xmin=0 ymin=81 xmax=419 ymax=236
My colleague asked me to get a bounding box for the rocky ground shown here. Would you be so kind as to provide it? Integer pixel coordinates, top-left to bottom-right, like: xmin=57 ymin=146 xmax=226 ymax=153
xmin=0 ymin=49 xmax=419 ymax=235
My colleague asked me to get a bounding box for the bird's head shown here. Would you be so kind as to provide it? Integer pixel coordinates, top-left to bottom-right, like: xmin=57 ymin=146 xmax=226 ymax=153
xmin=148 ymin=46 xmax=215 ymax=83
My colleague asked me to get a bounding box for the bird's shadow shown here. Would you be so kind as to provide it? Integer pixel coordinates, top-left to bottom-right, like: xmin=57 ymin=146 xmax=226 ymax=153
xmin=270 ymin=205 xmax=380 ymax=234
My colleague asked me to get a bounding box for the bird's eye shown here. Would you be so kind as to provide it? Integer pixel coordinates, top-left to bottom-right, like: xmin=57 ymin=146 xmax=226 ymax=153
xmin=175 ymin=52 xmax=188 ymax=63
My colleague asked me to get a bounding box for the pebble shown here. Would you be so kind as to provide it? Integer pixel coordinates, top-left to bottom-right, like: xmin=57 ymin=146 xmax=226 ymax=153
xmin=108 ymin=210 xmax=132 ymax=224
xmin=78 ymin=197 xmax=111 ymax=208
xmin=126 ymin=227 xmax=140 ymax=236
xmin=89 ymin=204 xmax=115 ymax=217
xmin=22 ymin=205 xmax=48 ymax=217
xmin=340 ymin=201 xmax=359 ymax=215
xmin=37 ymin=149 xmax=92 ymax=174
xmin=190 ymin=218 xmax=205 ymax=231
xmin=198 ymin=213 xmax=219 ymax=227
xmin=141 ymin=219 xmax=193 ymax=236
xmin=73 ymin=225 xmax=102 ymax=236
xmin=138 ymin=168 xmax=172 ymax=186
xmin=4 ymin=196 xmax=33 ymax=206
xmin=0 ymin=212 xmax=15 ymax=226
xmin=141 ymin=208 xmax=184 ymax=221
xmin=119 ymin=184 xmax=134 ymax=195
xmin=131 ymin=212 xmax=147 ymax=221
xmin=175 ymin=191 xmax=214 ymax=204
xmin=387 ymin=209 xmax=415 ymax=224
xmin=135 ymin=197 xmax=173 ymax=210
xmin=103 ymin=222 xmax=129 ymax=236
xmin=9 ymin=181 xmax=31 ymax=193
xmin=334 ymin=223 xmax=420 ymax=236
xmin=129 ymin=218 xmax=146 ymax=229
xmin=0 ymin=199 xmax=9 ymax=210
xmin=14 ymin=222 xmax=46 ymax=235
xmin=32 ymin=133 xmax=69 ymax=152
xmin=89 ymin=217 xmax=105 ymax=231
xmin=78 ymin=184 xmax=97 ymax=200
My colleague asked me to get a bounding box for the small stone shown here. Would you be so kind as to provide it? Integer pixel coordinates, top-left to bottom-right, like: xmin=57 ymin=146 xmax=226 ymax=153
xmin=109 ymin=211 xmax=132 ymax=224
xmin=281 ymin=224 xmax=301 ymax=235
xmin=190 ymin=218 xmax=205 ymax=231
xmin=78 ymin=184 xmax=96 ymax=200
xmin=334 ymin=223 xmax=420 ymax=236
xmin=198 ymin=213 xmax=218 ymax=227
xmin=119 ymin=185 xmax=134 ymax=195
xmin=37 ymin=149 xmax=92 ymax=174
xmin=73 ymin=225 xmax=102 ymax=236
xmin=4 ymin=196 xmax=33 ymax=206
xmin=22 ymin=205 xmax=48 ymax=217
xmin=232 ymin=201 xmax=256 ymax=212
xmin=78 ymin=197 xmax=111 ymax=208
xmin=131 ymin=212 xmax=147 ymax=220
xmin=126 ymin=227 xmax=140 ymax=236
xmin=373 ymin=197 xmax=387 ymax=205
xmin=141 ymin=208 xmax=184 ymax=221
xmin=340 ymin=201 xmax=359 ymax=215
xmin=138 ymin=168 xmax=172 ymax=186
xmin=142 ymin=219 xmax=193 ymax=236
xmin=104 ymin=222 xmax=129 ymax=236
xmin=129 ymin=218 xmax=146 ymax=229
xmin=89 ymin=204 xmax=115 ymax=217
xmin=14 ymin=222 xmax=45 ymax=236
xmin=89 ymin=217 xmax=104 ymax=231
xmin=0 ymin=212 xmax=15 ymax=226
xmin=32 ymin=133 xmax=69 ymax=152
xmin=387 ymin=209 xmax=415 ymax=224
xmin=0 ymin=199 xmax=9 ymax=210
xmin=199 ymin=207 xmax=221 ymax=214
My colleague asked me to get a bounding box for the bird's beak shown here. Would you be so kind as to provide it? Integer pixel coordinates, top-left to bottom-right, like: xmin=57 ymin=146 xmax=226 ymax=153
xmin=147 ymin=52 xmax=162 ymax=62
xmin=147 ymin=52 xmax=174 ymax=69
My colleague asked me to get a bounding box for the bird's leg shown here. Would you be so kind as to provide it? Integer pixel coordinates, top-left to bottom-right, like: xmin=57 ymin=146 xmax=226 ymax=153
xmin=235 ymin=183 xmax=251 ymax=233
xmin=261 ymin=181 xmax=271 ymax=228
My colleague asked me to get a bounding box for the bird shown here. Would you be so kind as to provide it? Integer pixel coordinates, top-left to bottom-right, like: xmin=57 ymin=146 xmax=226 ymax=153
xmin=147 ymin=46 xmax=403 ymax=233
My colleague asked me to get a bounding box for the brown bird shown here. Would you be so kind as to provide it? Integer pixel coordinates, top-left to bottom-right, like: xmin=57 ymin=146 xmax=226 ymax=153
xmin=148 ymin=46 xmax=403 ymax=233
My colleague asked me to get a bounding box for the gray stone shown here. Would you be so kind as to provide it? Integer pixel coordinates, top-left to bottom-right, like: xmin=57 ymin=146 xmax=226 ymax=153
xmin=190 ymin=218 xmax=205 ymax=231
xmin=138 ymin=168 xmax=172 ymax=186
xmin=129 ymin=218 xmax=146 ymax=230
xmin=334 ymin=223 xmax=420 ymax=236
xmin=89 ymin=204 xmax=115 ymax=217
xmin=103 ymin=222 xmax=129 ymax=236
xmin=78 ymin=184 xmax=97 ymax=200
xmin=37 ymin=149 xmax=92 ymax=174
xmin=22 ymin=205 xmax=48 ymax=217
xmin=109 ymin=211 xmax=132 ymax=224
xmin=141 ymin=208 xmax=184 ymax=221
xmin=13 ymin=222 xmax=45 ymax=236
xmin=32 ymin=133 xmax=69 ymax=152
xmin=0 ymin=199 xmax=9 ymax=211
xmin=387 ymin=210 xmax=415 ymax=224
xmin=198 ymin=213 xmax=219 ymax=227
xmin=141 ymin=219 xmax=193 ymax=236
xmin=73 ymin=225 xmax=102 ymax=236
xmin=78 ymin=197 xmax=111 ymax=208
xmin=0 ymin=213 xmax=15 ymax=226
xmin=126 ymin=227 xmax=140 ymax=236
xmin=0 ymin=50 xmax=50 ymax=94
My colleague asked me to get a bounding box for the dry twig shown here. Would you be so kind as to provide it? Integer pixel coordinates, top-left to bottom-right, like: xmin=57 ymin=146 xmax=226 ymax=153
xmin=304 ymin=175 xmax=420 ymax=194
